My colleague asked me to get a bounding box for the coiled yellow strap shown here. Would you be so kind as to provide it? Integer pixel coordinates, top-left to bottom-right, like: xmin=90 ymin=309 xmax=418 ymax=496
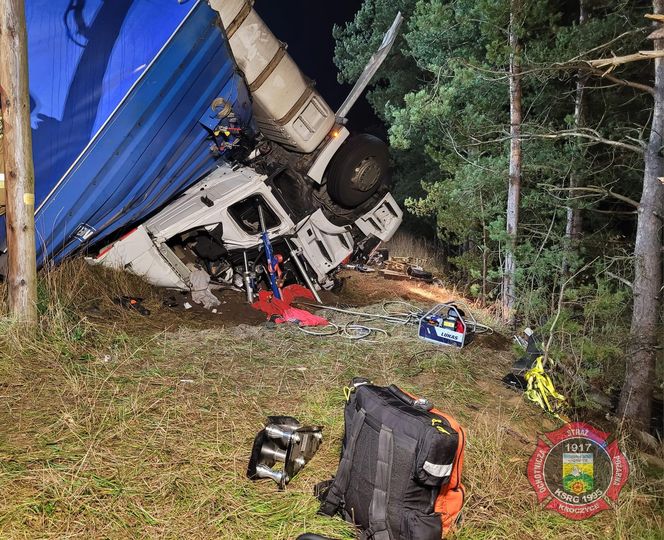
xmin=524 ymin=356 xmax=567 ymax=420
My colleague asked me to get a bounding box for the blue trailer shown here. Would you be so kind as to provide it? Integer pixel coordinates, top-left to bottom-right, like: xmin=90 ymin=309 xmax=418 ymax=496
xmin=1 ymin=0 xmax=253 ymax=266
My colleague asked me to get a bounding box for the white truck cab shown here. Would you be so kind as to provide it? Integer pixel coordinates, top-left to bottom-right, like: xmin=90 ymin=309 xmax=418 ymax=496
xmin=89 ymin=3 xmax=404 ymax=296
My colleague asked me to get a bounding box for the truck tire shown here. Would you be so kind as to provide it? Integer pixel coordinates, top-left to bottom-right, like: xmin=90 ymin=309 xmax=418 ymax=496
xmin=326 ymin=134 xmax=390 ymax=208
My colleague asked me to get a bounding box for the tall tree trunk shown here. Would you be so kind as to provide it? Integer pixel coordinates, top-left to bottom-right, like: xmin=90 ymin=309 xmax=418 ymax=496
xmin=618 ymin=0 xmax=664 ymax=429
xmin=502 ymin=0 xmax=522 ymax=322
xmin=563 ymin=0 xmax=587 ymax=275
xmin=0 ymin=0 xmax=38 ymax=323
xmin=479 ymin=191 xmax=488 ymax=305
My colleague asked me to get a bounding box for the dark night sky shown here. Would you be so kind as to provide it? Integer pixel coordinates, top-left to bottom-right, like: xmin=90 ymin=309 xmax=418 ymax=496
xmin=255 ymin=1 xmax=380 ymax=134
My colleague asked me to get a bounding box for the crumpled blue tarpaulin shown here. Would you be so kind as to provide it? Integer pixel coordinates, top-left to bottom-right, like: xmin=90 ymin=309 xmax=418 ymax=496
xmin=1 ymin=0 xmax=253 ymax=266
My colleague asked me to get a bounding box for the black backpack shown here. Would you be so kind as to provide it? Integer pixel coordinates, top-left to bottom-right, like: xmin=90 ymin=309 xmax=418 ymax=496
xmin=318 ymin=379 xmax=466 ymax=539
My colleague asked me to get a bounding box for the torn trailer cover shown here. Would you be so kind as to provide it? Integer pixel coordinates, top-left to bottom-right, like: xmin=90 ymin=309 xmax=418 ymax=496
xmin=0 ymin=0 xmax=403 ymax=293
xmin=0 ymin=0 xmax=253 ymax=267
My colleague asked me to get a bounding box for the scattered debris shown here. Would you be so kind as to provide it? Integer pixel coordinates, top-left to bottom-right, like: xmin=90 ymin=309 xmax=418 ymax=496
xmin=385 ymin=255 xmax=418 ymax=273
xmin=162 ymin=295 xmax=179 ymax=308
xmin=342 ymin=263 xmax=375 ymax=273
xmin=378 ymin=268 xmax=411 ymax=281
xmin=354 ymin=253 xmax=443 ymax=285
xmin=407 ymin=265 xmax=433 ymax=281
xmin=113 ymin=296 xmax=150 ymax=316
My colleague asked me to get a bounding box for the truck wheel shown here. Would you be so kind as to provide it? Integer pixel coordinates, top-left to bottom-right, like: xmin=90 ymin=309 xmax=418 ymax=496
xmin=326 ymin=134 xmax=390 ymax=208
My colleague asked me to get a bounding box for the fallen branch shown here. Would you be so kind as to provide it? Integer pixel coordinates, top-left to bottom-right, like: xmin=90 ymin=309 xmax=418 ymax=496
xmin=584 ymin=65 xmax=654 ymax=95
xmin=557 ymin=362 xmax=613 ymax=410
xmin=549 ymin=185 xmax=640 ymax=208
xmin=645 ymin=13 xmax=664 ymax=23
xmin=500 ymin=426 xmax=534 ymax=445
xmin=585 ymin=50 xmax=664 ymax=70
xmin=605 ymin=270 xmax=633 ymax=289
xmin=526 ymin=129 xmax=644 ymax=154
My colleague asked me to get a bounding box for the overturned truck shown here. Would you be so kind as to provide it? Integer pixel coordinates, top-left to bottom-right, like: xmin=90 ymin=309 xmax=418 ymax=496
xmin=0 ymin=0 xmax=402 ymax=296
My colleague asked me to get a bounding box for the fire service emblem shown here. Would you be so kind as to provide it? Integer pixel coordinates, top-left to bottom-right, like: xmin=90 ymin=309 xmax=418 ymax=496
xmin=527 ymin=422 xmax=629 ymax=520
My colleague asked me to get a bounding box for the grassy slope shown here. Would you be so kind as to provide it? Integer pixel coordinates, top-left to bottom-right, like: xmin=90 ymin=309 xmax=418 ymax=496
xmin=0 ymin=262 xmax=661 ymax=539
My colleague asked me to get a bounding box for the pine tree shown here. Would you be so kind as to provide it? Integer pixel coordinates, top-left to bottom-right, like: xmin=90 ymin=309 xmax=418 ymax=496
xmin=335 ymin=0 xmax=661 ymax=428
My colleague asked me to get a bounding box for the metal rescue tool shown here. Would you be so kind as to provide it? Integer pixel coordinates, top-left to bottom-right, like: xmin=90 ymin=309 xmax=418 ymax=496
xmin=247 ymin=416 xmax=323 ymax=490
xmin=257 ymin=205 xmax=282 ymax=299
xmin=242 ymin=250 xmax=256 ymax=303
xmin=418 ymin=303 xmax=475 ymax=348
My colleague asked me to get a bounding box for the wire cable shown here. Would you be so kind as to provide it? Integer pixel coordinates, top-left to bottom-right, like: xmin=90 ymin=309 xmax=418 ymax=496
xmin=295 ymin=301 xmax=494 ymax=341
xmin=297 ymin=323 xmax=340 ymax=337
xmin=296 ymin=322 xmax=390 ymax=343
xmin=299 ymin=303 xmax=413 ymax=325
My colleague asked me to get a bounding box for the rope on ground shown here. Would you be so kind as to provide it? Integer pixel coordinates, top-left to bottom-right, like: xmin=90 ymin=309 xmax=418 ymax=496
xmin=381 ymin=300 xmax=424 ymax=321
xmin=299 ymin=302 xmax=412 ymax=325
xmin=297 ymin=321 xmax=389 ymax=342
xmin=297 ymin=323 xmax=340 ymax=337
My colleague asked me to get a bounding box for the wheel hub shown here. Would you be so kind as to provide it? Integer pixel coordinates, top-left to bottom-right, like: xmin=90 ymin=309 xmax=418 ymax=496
xmin=350 ymin=157 xmax=381 ymax=191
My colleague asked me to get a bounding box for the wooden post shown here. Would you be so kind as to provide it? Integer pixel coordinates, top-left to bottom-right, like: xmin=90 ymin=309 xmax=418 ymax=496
xmin=0 ymin=0 xmax=38 ymax=323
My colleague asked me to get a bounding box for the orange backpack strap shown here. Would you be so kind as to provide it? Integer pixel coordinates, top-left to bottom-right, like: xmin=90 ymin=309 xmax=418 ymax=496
xmin=431 ymin=408 xmax=466 ymax=534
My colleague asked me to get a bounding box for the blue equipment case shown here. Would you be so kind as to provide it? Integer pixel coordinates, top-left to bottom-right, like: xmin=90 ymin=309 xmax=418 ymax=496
xmin=418 ymin=303 xmax=475 ymax=348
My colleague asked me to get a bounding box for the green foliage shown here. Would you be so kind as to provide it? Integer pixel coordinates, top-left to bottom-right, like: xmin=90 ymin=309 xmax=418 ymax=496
xmin=335 ymin=0 xmax=648 ymax=286
xmin=335 ymin=0 xmax=657 ymax=398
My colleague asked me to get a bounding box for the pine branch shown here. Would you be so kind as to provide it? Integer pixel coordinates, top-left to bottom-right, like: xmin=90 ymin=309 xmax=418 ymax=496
xmin=605 ymin=270 xmax=633 ymax=289
xmin=526 ymin=129 xmax=644 ymax=154
xmin=583 ymin=66 xmax=654 ymax=95
xmin=543 ymin=258 xmax=598 ymax=364
xmin=564 ymin=28 xmax=648 ymax=64
xmin=543 ymin=184 xmax=641 ymax=208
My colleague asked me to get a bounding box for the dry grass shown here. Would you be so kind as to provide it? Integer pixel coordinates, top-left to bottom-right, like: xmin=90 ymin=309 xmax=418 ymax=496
xmin=384 ymin=231 xmax=446 ymax=274
xmin=0 ymin=261 xmax=662 ymax=539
